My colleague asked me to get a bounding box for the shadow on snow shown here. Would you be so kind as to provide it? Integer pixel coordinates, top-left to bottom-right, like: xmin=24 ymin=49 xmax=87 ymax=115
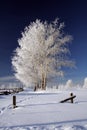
xmin=0 ymin=119 xmax=87 ymax=129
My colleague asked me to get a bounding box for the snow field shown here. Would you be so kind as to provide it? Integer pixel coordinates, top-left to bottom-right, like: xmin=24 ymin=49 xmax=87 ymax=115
xmin=0 ymin=88 xmax=87 ymax=130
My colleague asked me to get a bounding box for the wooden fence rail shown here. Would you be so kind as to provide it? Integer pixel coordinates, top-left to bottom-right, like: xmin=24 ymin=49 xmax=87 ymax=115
xmin=60 ymin=93 xmax=76 ymax=103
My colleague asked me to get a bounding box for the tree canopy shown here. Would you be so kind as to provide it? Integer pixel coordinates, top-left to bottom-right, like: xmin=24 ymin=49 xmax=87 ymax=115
xmin=12 ymin=18 xmax=74 ymax=90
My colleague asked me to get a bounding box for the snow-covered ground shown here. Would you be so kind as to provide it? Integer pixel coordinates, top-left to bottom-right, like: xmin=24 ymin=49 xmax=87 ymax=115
xmin=0 ymin=88 xmax=87 ymax=130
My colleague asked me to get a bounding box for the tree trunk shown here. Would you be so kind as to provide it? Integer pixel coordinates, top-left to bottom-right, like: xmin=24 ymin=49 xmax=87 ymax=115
xmin=41 ymin=73 xmax=46 ymax=90
xmin=34 ymin=85 xmax=37 ymax=91
xmin=34 ymin=83 xmax=39 ymax=91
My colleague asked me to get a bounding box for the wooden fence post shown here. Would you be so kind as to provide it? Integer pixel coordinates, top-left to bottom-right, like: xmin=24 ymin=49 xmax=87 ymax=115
xmin=13 ymin=95 xmax=16 ymax=108
xmin=70 ymin=93 xmax=73 ymax=103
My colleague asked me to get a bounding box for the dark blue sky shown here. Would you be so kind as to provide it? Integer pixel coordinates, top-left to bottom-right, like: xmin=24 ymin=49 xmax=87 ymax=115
xmin=0 ymin=0 xmax=87 ymax=84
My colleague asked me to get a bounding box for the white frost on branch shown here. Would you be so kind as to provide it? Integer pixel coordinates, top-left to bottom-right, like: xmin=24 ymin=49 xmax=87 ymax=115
xmin=12 ymin=18 xmax=74 ymax=87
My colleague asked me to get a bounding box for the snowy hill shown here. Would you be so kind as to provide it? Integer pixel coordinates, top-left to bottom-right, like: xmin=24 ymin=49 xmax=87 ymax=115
xmin=0 ymin=88 xmax=87 ymax=130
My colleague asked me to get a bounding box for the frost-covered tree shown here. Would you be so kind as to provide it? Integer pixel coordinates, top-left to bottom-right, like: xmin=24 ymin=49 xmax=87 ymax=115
xmin=83 ymin=77 xmax=87 ymax=88
xmin=12 ymin=18 xmax=74 ymax=90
